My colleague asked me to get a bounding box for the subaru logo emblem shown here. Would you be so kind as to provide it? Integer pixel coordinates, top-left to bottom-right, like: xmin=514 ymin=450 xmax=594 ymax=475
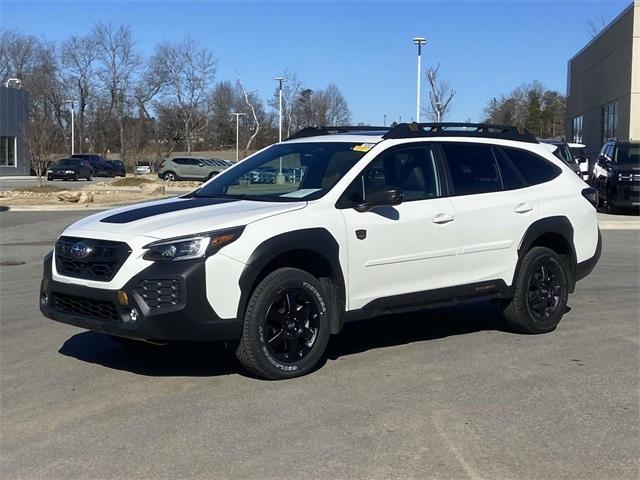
xmin=71 ymin=242 xmax=92 ymax=259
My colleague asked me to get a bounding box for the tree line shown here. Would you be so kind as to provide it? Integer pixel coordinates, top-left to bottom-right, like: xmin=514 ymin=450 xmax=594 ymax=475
xmin=0 ymin=24 xmax=352 ymax=169
xmin=483 ymin=80 xmax=566 ymax=139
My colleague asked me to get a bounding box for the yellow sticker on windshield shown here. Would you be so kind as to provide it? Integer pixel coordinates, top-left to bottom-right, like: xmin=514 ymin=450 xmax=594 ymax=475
xmin=352 ymin=144 xmax=374 ymax=152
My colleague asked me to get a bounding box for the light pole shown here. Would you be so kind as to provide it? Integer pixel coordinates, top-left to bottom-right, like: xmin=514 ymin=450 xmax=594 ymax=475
xmin=274 ymin=76 xmax=287 ymax=184
xmin=64 ymin=100 xmax=75 ymax=155
xmin=384 ymin=114 xmax=387 ymax=127
xmin=5 ymin=78 xmax=22 ymax=89
xmin=436 ymin=101 xmax=442 ymax=123
xmin=230 ymin=112 xmax=247 ymax=163
xmin=412 ymin=37 xmax=427 ymax=123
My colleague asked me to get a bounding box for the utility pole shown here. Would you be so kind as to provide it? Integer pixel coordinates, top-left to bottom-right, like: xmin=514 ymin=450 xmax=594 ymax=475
xmin=65 ymin=100 xmax=75 ymax=155
xmin=274 ymin=77 xmax=286 ymax=184
xmin=413 ymin=37 xmax=427 ymax=123
xmin=230 ymin=112 xmax=247 ymax=163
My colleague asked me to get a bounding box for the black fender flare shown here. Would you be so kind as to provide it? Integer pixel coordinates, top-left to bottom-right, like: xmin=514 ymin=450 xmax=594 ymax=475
xmin=237 ymin=228 xmax=346 ymax=334
xmin=515 ymin=215 xmax=577 ymax=293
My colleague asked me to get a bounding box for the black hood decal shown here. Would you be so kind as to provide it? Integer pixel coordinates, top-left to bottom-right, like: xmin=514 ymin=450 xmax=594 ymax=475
xmin=100 ymin=197 xmax=239 ymax=224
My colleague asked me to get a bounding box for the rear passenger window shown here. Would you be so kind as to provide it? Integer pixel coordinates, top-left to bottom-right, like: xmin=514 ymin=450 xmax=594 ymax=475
xmin=501 ymin=147 xmax=560 ymax=186
xmin=494 ymin=148 xmax=527 ymax=190
xmin=441 ymin=143 xmax=500 ymax=195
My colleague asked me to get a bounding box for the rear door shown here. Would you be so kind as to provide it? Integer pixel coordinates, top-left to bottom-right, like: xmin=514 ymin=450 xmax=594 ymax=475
xmin=439 ymin=142 xmax=539 ymax=287
xmin=339 ymin=143 xmax=458 ymax=310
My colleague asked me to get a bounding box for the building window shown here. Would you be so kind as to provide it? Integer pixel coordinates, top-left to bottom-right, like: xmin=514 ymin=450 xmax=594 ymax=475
xmin=602 ymin=101 xmax=618 ymax=143
xmin=572 ymin=116 xmax=583 ymax=143
xmin=0 ymin=136 xmax=16 ymax=167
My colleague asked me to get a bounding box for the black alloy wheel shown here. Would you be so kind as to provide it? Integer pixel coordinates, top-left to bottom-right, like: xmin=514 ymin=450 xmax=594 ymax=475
xmin=264 ymin=288 xmax=320 ymax=364
xmin=526 ymin=261 xmax=562 ymax=321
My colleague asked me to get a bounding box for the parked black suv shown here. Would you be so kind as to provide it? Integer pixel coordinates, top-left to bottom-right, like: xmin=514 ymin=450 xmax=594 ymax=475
xmin=591 ymin=140 xmax=640 ymax=211
xmin=71 ymin=154 xmax=115 ymax=177
xmin=106 ymin=160 xmax=127 ymax=177
xmin=47 ymin=158 xmax=93 ymax=181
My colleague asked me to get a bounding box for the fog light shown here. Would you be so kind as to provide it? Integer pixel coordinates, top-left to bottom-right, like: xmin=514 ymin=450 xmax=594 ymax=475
xmin=40 ymin=293 xmax=49 ymax=308
xmin=118 ymin=290 xmax=128 ymax=306
xmin=124 ymin=308 xmax=139 ymax=324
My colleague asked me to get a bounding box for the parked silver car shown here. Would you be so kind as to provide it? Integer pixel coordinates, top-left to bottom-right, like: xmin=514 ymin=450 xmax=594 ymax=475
xmin=158 ymin=157 xmax=230 ymax=181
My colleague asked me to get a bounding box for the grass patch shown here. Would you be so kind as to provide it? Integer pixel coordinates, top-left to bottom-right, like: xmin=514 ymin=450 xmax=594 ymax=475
xmin=111 ymin=177 xmax=155 ymax=187
xmin=12 ymin=185 xmax=64 ymax=193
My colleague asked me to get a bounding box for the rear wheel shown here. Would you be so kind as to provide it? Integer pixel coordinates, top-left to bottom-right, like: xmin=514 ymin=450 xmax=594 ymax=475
xmin=162 ymin=171 xmax=177 ymax=181
xmin=86 ymin=172 xmax=92 ymax=181
xmin=502 ymin=246 xmax=568 ymax=334
xmin=72 ymin=173 xmax=79 ymax=181
xmin=236 ymin=267 xmax=332 ymax=379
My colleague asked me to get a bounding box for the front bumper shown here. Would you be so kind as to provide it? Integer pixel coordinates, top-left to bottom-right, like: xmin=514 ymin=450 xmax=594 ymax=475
xmin=610 ymin=183 xmax=640 ymax=207
xmin=40 ymin=252 xmax=242 ymax=342
xmin=48 ymin=172 xmax=78 ymax=180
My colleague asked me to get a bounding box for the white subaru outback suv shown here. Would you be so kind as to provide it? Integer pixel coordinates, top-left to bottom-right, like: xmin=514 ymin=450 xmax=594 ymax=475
xmin=41 ymin=123 xmax=602 ymax=379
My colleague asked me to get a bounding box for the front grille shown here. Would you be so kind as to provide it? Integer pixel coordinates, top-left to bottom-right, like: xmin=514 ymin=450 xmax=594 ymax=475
xmin=51 ymin=292 xmax=120 ymax=321
xmin=133 ymin=279 xmax=181 ymax=310
xmin=55 ymin=236 xmax=131 ymax=281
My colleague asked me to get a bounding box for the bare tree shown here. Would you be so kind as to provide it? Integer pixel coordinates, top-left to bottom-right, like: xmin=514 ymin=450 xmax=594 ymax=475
xmin=62 ymin=34 xmax=97 ymax=154
xmin=269 ymin=69 xmax=302 ymax=137
xmin=0 ymin=29 xmax=40 ymax=83
xmin=93 ymin=22 xmax=140 ymax=162
xmin=148 ymin=37 xmax=216 ymax=154
xmin=423 ymin=64 xmax=456 ymax=122
xmin=587 ymin=15 xmax=608 ymax=39
xmin=322 ymin=84 xmax=351 ymax=125
xmin=239 ymin=81 xmax=260 ymax=151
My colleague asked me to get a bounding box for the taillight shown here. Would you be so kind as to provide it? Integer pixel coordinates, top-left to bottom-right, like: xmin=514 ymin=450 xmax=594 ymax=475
xmin=582 ymin=187 xmax=598 ymax=208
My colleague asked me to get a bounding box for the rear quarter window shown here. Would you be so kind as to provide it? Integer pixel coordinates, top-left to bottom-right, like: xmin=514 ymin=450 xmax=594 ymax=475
xmin=500 ymin=147 xmax=561 ymax=186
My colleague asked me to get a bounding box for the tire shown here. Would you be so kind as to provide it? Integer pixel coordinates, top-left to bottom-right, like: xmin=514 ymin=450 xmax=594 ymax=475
xmin=72 ymin=173 xmax=79 ymax=181
xmin=236 ymin=267 xmax=332 ymax=379
xmin=162 ymin=171 xmax=177 ymax=181
xmin=208 ymin=171 xmax=218 ymax=180
xmin=86 ymin=172 xmax=92 ymax=181
xmin=47 ymin=176 xmax=52 ymax=181
xmin=605 ymin=187 xmax=619 ymax=214
xmin=502 ymin=246 xmax=569 ymax=334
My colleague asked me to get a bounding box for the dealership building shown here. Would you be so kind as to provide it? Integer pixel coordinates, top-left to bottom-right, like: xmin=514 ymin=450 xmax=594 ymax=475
xmin=0 ymin=85 xmax=30 ymax=176
xmin=566 ymin=1 xmax=639 ymax=160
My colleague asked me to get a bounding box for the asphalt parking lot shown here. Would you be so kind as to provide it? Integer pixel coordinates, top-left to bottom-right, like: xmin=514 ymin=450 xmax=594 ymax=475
xmin=0 ymin=210 xmax=638 ymax=480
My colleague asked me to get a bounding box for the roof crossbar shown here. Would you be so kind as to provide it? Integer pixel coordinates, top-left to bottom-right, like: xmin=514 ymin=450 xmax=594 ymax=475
xmin=382 ymin=122 xmax=538 ymax=143
xmin=286 ymin=126 xmax=389 ymax=141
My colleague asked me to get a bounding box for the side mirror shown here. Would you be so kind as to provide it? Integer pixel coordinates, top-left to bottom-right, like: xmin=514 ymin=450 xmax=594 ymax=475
xmin=354 ymin=185 xmax=404 ymax=213
xmin=577 ymin=156 xmax=588 ymax=164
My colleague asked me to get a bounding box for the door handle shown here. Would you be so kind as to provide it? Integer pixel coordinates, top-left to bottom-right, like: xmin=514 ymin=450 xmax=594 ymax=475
xmin=432 ymin=213 xmax=454 ymax=224
xmin=515 ymin=203 xmax=533 ymax=214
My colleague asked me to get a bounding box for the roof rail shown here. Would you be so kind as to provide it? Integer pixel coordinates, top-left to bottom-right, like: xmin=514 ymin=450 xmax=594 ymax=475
xmin=286 ymin=126 xmax=389 ymax=141
xmin=382 ymin=122 xmax=538 ymax=143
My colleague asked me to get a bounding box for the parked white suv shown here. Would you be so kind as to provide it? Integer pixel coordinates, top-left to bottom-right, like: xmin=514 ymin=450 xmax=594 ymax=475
xmin=40 ymin=123 xmax=602 ymax=379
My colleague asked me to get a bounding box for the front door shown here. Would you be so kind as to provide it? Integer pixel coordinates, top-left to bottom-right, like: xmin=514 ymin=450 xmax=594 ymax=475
xmin=339 ymin=143 xmax=458 ymax=310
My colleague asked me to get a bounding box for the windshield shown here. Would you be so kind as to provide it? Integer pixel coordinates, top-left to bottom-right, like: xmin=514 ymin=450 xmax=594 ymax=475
xmin=553 ymin=145 xmax=575 ymax=165
xmin=54 ymin=159 xmax=79 ymax=167
xmin=614 ymin=144 xmax=640 ymax=166
xmin=195 ymin=142 xmax=369 ymax=202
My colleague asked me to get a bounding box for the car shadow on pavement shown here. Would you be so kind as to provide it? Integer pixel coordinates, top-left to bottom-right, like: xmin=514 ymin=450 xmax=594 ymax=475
xmin=58 ymin=300 xmax=512 ymax=378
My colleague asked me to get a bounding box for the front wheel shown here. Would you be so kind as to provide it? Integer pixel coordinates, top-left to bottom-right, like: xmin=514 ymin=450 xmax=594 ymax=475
xmin=502 ymin=246 xmax=568 ymax=334
xmin=236 ymin=267 xmax=332 ymax=379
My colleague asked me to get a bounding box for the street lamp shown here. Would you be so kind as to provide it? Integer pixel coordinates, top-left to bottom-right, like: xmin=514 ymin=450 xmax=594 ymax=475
xmin=274 ymin=76 xmax=287 ymax=184
xmin=384 ymin=114 xmax=387 ymax=127
xmin=435 ymin=101 xmax=442 ymax=123
xmin=412 ymin=37 xmax=427 ymax=123
xmin=64 ymin=100 xmax=75 ymax=155
xmin=5 ymin=78 xmax=22 ymax=89
xmin=230 ymin=112 xmax=247 ymax=163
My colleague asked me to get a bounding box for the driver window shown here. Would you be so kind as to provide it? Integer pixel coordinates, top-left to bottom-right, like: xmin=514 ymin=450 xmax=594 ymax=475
xmin=344 ymin=145 xmax=442 ymax=204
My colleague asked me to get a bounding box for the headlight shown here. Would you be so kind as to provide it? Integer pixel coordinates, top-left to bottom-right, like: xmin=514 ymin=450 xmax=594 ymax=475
xmin=47 ymin=169 xmax=53 ymax=173
xmin=64 ymin=170 xmax=75 ymax=174
xmin=143 ymin=227 xmax=244 ymax=262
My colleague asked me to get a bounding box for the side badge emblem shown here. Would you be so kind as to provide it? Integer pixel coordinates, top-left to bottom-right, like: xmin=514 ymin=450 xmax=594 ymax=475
xmin=355 ymin=229 xmax=367 ymax=240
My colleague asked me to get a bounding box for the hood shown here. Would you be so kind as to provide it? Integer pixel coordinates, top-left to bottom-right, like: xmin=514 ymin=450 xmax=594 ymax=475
xmin=65 ymin=196 xmax=306 ymax=240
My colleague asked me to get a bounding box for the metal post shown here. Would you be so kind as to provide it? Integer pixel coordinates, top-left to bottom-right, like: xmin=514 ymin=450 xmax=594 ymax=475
xmin=384 ymin=114 xmax=387 ymax=127
xmin=274 ymin=77 xmax=286 ymax=184
xmin=230 ymin=112 xmax=246 ymax=163
xmin=413 ymin=37 xmax=427 ymax=123
xmin=65 ymin=100 xmax=75 ymax=155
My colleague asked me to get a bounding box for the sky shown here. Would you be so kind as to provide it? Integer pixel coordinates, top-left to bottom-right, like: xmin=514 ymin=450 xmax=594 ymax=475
xmin=0 ymin=0 xmax=632 ymax=125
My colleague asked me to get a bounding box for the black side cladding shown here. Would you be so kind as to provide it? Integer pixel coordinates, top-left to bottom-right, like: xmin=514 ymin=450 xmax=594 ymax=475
xmin=100 ymin=197 xmax=239 ymax=224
